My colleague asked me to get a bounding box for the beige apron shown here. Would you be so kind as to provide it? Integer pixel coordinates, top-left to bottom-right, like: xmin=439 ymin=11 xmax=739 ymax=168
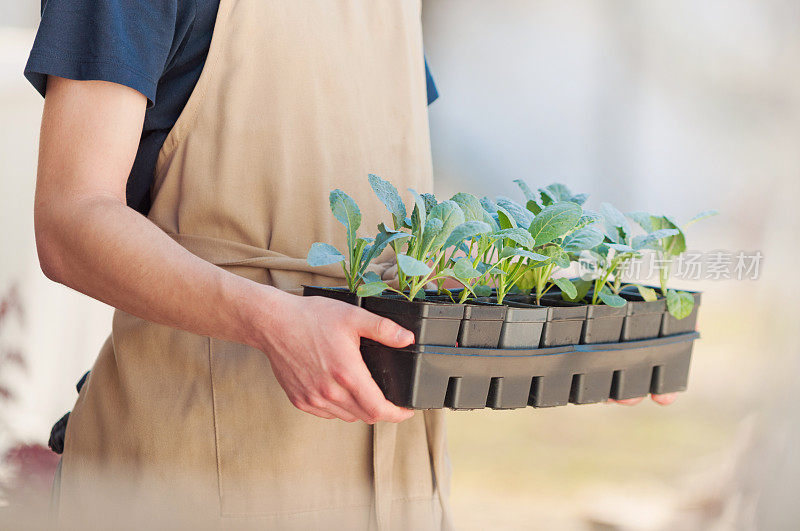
xmin=58 ymin=1 xmax=452 ymax=529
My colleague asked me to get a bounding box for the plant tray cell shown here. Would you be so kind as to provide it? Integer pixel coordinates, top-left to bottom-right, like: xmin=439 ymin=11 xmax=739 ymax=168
xmin=362 ymin=296 xmax=465 ymax=346
xmin=498 ymin=302 xmax=548 ymax=349
xmin=660 ymin=292 xmax=702 ymax=336
xmin=582 ymin=304 xmax=627 ymax=345
xmin=302 ymin=285 xmax=361 ymax=306
xmin=619 ymin=293 xmax=667 ymax=341
xmin=361 ymin=332 xmax=698 ymax=410
xmin=457 ymin=302 xmax=507 ymax=348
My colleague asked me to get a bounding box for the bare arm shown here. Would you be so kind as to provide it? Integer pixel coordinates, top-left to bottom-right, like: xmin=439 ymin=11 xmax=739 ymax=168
xmin=35 ymin=76 xmax=414 ymax=423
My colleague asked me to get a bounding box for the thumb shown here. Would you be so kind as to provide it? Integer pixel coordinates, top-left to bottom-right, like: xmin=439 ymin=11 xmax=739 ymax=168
xmin=356 ymin=309 xmax=415 ymax=347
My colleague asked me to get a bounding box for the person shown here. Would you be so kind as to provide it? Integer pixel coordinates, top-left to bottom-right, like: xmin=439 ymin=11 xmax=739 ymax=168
xmin=26 ymin=0 xmax=675 ymax=528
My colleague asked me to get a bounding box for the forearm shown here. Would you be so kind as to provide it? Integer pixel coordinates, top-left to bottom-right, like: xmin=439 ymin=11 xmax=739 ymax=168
xmin=35 ymin=193 xmax=279 ymax=348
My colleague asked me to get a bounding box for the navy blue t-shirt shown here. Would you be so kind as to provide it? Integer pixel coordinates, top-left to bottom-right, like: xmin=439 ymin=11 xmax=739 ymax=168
xmin=25 ymin=0 xmax=439 ymax=216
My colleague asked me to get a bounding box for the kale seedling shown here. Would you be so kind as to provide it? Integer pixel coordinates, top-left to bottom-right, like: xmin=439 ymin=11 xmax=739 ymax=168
xmin=358 ymin=190 xmax=483 ymax=301
xmin=565 ymin=202 xmax=679 ymax=307
xmin=628 ymin=209 xmax=717 ymax=319
xmin=306 ymin=189 xmax=409 ymax=293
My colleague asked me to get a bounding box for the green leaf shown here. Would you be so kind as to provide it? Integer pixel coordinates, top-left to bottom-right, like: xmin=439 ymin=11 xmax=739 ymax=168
xmin=499 ymin=247 xmax=550 ymax=261
xmin=421 ymin=193 xmax=438 ymax=214
xmin=632 ymin=228 xmax=680 ymax=251
xmin=409 ymin=189 xmax=427 ymax=234
xmin=357 ymin=281 xmax=388 ymax=297
xmin=307 ymin=242 xmax=346 ymax=266
xmin=368 ymin=174 xmax=406 ymax=226
xmin=598 ymin=288 xmax=627 ymax=307
xmin=684 ymin=209 xmax=718 ymax=228
xmin=361 ymin=271 xmax=382 ymax=284
xmin=514 ymin=270 xmax=536 ymax=292
xmin=421 ymin=218 xmax=444 ymax=252
xmin=607 ymin=242 xmax=635 ymax=253
xmin=627 ymin=211 xmax=655 ymax=233
xmin=552 ymin=249 xmax=571 ymax=269
xmin=513 ymin=179 xmax=538 ymax=201
xmin=562 ymin=225 xmax=605 ymax=253
xmin=541 ymin=183 xmax=573 ymax=202
xmin=651 ymin=216 xmax=686 ymax=256
xmin=474 ymin=284 xmax=493 ymax=297
xmin=397 ymin=254 xmax=432 ymax=277
xmin=666 ymin=289 xmax=694 ymax=319
xmin=635 ymin=285 xmax=658 ymax=302
xmin=494 ymin=227 xmax=535 ymax=248
xmin=428 ymin=200 xmax=466 ymax=251
xmin=496 ymin=206 xmax=516 ymax=229
xmin=329 ymin=190 xmax=361 ymax=245
xmin=450 ymin=193 xmax=486 ymax=222
xmin=482 ymin=209 xmax=500 ymax=232
xmin=526 ymin=199 xmax=542 ymax=215
xmin=496 ymin=197 xmax=534 ymax=228
xmin=480 ymin=196 xmax=498 ymax=213
xmin=562 ymin=278 xmax=592 ymax=302
xmin=361 ymin=230 xmax=411 ymax=269
xmin=574 ymin=209 xmax=602 ymax=231
xmin=570 ymin=193 xmax=589 ymax=205
xmin=553 ymin=277 xmax=577 ymax=299
xmin=453 ymin=257 xmax=481 ymax=280
xmin=444 ymin=220 xmax=492 ymax=249
xmin=600 ymin=202 xmax=629 ymax=244
xmin=528 ymin=201 xmax=582 ymax=246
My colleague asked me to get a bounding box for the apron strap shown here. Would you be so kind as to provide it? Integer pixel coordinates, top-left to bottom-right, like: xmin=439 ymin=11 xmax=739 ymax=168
xmin=167 ymin=231 xmax=395 ymax=284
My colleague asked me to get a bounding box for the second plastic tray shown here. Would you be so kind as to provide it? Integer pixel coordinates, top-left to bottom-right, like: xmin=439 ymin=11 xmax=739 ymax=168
xmin=361 ymin=332 xmax=698 ymax=410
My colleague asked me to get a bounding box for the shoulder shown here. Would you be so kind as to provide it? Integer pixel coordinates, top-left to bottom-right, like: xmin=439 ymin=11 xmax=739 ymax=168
xmin=24 ymin=0 xmax=191 ymax=105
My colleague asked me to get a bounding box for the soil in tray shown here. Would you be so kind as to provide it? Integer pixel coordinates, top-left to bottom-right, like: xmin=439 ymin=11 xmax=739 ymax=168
xmin=302 ymin=285 xmax=361 ymax=306
xmin=619 ymin=291 xmax=666 ymax=341
xmin=361 ymin=295 xmax=464 ymax=346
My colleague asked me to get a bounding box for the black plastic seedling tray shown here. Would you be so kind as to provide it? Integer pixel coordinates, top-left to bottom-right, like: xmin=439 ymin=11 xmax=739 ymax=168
xmin=303 ymin=285 xmax=362 ymax=306
xmin=361 ymin=332 xmax=698 ymax=410
xmin=362 ymin=295 xmax=464 ymax=346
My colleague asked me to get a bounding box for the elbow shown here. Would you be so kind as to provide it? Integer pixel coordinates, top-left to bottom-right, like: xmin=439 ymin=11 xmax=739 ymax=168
xmin=34 ymin=215 xmax=69 ymax=285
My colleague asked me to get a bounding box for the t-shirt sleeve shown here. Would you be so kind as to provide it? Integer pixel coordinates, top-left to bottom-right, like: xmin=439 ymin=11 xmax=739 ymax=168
xmin=424 ymin=58 xmax=439 ymax=105
xmin=24 ymin=0 xmax=178 ymax=106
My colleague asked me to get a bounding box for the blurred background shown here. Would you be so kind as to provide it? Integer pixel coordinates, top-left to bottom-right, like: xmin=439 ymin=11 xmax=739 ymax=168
xmin=1 ymin=1 xmax=798 ymax=529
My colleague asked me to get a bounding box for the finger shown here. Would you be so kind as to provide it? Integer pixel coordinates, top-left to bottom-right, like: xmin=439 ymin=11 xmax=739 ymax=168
xmin=651 ymin=392 xmax=678 ymax=406
xmin=354 ymin=309 xmax=414 ymax=348
xmin=303 ymin=406 xmax=337 ymax=420
xmin=310 ymin=397 xmax=358 ymax=422
xmin=316 ymin=381 xmax=376 ymax=423
xmin=612 ymin=397 xmax=645 ymax=406
xmin=340 ymin=362 xmax=415 ymax=423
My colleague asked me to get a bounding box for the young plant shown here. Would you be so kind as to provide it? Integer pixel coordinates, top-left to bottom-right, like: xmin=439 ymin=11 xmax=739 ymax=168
xmin=306 ymin=189 xmax=409 ymax=292
xmin=358 ymin=192 xmax=485 ymax=301
xmin=628 ymin=209 xmax=717 ymax=319
xmin=499 ymin=180 xmax=608 ymax=304
xmin=566 ymin=202 xmax=680 ymax=307
xmin=482 ymin=193 xmax=589 ymax=304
